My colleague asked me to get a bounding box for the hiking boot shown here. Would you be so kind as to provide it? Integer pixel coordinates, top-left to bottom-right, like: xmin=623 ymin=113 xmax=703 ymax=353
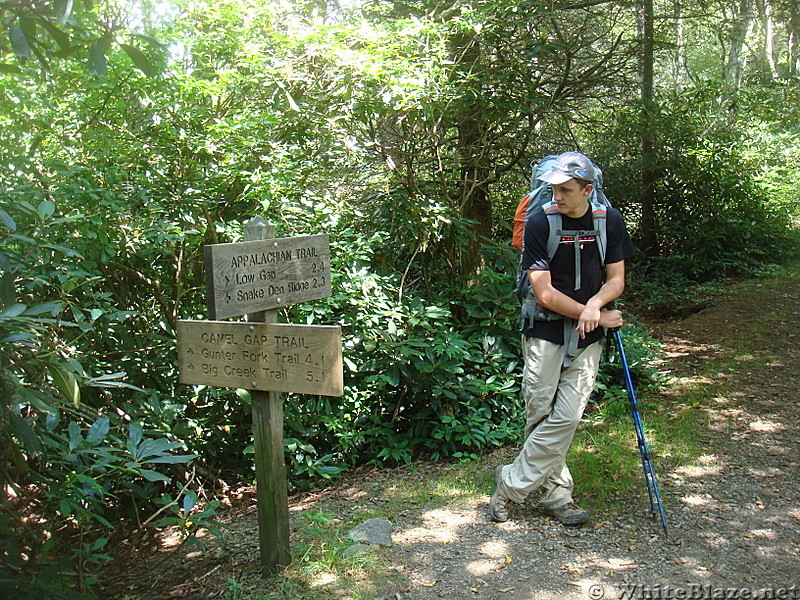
xmin=544 ymin=502 xmax=590 ymax=526
xmin=489 ymin=465 xmax=511 ymax=523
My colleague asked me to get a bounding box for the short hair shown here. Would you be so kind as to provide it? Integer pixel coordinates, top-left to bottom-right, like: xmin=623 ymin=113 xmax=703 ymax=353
xmin=571 ymin=178 xmax=593 ymax=189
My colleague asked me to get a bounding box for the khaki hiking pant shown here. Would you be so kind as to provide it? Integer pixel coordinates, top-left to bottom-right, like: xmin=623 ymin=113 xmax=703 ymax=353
xmin=498 ymin=336 xmax=603 ymax=509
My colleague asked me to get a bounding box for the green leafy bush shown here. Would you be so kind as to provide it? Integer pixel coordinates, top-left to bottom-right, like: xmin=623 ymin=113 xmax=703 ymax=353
xmin=0 ymin=201 xmax=210 ymax=599
xmin=278 ymin=234 xmax=524 ymax=468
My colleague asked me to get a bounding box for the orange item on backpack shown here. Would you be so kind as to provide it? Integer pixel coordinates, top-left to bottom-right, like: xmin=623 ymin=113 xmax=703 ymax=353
xmin=512 ymin=194 xmax=531 ymax=252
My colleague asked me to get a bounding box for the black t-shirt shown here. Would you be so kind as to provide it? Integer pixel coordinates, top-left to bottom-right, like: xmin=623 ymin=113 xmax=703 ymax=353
xmin=521 ymin=204 xmax=635 ymax=346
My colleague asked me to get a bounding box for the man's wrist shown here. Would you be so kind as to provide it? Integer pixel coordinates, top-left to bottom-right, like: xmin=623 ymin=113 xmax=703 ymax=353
xmin=585 ymin=299 xmax=603 ymax=311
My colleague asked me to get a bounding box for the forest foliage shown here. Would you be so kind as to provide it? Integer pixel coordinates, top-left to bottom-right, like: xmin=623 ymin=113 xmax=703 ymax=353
xmin=1 ymin=0 xmax=799 ymax=596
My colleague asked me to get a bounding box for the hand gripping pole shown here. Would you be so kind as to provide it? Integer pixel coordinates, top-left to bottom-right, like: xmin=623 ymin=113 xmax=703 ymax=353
xmin=613 ymin=329 xmax=669 ymax=536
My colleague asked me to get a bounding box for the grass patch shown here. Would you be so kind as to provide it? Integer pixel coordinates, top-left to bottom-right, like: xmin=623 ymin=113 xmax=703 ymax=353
xmin=569 ymin=388 xmax=709 ymax=515
xmin=380 ymin=461 xmax=488 ymax=505
xmin=242 ymin=461 xmax=491 ymax=600
xmin=243 ymin=508 xmax=404 ymax=600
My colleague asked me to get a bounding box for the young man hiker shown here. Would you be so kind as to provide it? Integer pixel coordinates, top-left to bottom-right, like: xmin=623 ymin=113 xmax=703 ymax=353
xmin=489 ymin=151 xmax=635 ymax=525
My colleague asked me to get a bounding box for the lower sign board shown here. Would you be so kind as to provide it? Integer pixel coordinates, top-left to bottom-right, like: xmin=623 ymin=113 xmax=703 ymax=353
xmin=177 ymin=320 xmax=343 ymax=396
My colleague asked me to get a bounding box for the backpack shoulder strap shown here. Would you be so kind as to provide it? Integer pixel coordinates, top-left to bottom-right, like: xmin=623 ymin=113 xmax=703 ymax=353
xmin=542 ymin=201 xmax=562 ymax=261
xmin=590 ymin=201 xmax=608 ymax=265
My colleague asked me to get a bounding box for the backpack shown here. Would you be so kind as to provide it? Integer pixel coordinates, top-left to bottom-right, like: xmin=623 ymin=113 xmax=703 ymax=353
xmin=513 ymin=155 xmax=613 ymax=365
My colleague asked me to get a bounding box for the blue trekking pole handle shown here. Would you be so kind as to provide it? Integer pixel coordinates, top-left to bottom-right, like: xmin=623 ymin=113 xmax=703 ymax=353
xmin=613 ymin=328 xmax=669 ymax=536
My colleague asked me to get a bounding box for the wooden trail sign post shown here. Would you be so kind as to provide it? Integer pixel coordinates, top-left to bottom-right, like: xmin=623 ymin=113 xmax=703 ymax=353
xmin=176 ymin=217 xmax=343 ymax=573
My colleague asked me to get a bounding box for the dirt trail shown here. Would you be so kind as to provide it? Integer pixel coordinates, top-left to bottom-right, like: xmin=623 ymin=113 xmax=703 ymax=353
xmin=106 ymin=273 xmax=800 ymax=600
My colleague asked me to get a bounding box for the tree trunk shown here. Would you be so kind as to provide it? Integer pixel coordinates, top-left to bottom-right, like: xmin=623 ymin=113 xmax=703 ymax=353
xmin=672 ymin=0 xmax=687 ymax=87
xmin=759 ymin=0 xmax=779 ymax=78
xmin=458 ymin=117 xmax=492 ymax=276
xmin=789 ymin=0 xmax=800 ymax=76
xmin=452 ymin=32 xmax=492 ymax=277
xmin=724 ymin=0 xmax=755 ymax=100
xmin=640 ymin=0 xmax=658 ymax=256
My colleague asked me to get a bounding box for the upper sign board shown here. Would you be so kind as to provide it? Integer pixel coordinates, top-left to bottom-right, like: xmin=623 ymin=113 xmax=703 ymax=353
xmin=204 ymin=234 xmax=331 ymax=319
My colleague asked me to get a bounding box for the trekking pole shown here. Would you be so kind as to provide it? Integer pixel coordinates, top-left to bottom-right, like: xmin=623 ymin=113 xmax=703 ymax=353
xmin=612 ymin=328 xmax=669 ymax=536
